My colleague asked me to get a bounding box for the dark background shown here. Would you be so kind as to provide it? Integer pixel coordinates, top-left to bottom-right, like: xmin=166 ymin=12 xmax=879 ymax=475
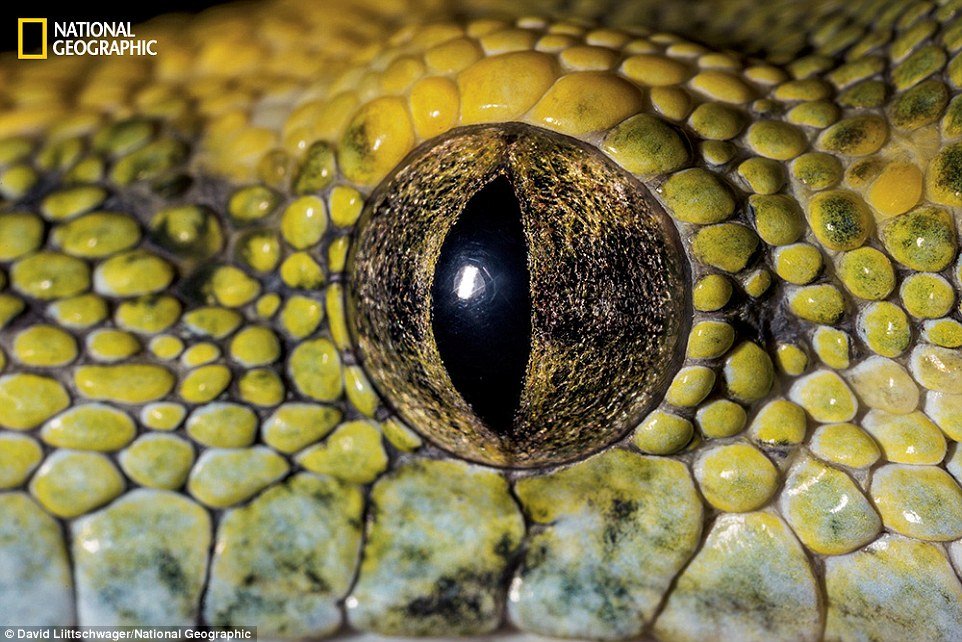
xmin=1 ymin=0 xmax=227 ymax=53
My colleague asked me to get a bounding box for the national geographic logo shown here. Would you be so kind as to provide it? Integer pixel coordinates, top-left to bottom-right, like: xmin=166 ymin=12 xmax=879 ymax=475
xmin=17 ymin=18 xmax=47 ymax=59
xmin=17 ymin=19 xmax=158 ymax=58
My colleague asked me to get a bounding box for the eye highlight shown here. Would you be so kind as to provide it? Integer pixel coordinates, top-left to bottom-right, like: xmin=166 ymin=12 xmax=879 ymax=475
xmin=348 ymin=124 xmax=690 ymax=467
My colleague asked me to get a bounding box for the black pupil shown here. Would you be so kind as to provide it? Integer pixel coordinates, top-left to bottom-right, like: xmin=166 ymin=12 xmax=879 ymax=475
xmin=431 ymin=175 xmax=532 ymax=435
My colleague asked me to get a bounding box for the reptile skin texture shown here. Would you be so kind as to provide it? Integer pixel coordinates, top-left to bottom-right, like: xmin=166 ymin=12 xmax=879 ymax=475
xmin=3 ymin=0 xmax=962 ymax=639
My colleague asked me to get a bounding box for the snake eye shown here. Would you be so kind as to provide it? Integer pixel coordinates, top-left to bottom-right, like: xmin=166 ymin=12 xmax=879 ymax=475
xmin=348 ymin=124 xmax=690 ymax=467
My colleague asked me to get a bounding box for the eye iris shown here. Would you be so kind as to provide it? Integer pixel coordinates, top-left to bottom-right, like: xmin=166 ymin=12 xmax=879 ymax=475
xmin=431 ymin=176 xmax=532 ymax=434
xmin=348 ymin=124 xmax=689 ymax=468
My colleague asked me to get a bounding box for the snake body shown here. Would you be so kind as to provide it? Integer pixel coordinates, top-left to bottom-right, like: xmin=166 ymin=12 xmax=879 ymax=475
xmin=2 ymin=1 xmax=962 ymax=640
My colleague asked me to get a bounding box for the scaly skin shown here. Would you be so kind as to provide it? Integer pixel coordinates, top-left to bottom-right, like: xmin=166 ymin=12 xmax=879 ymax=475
xmin=3 ymin=0 xmax=962 ymax=639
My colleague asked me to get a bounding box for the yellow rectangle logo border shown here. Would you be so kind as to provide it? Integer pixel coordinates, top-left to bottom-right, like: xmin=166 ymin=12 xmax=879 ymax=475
xmin=18 ymin=18 xmax=47 ymax=59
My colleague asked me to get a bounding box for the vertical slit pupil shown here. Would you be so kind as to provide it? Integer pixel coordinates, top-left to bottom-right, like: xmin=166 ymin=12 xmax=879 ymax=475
xmin=431 ymin=175 xmax=532 ymax=435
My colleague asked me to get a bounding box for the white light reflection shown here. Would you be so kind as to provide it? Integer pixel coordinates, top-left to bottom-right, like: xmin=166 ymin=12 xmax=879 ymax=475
xmin=455 ymin=264 xmax=484 ymax=300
